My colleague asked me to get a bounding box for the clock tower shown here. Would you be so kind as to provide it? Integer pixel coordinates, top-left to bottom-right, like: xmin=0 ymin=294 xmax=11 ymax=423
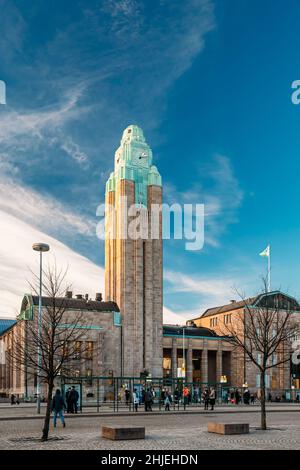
xmin=105 ymin=125 xmax=163 ymax=377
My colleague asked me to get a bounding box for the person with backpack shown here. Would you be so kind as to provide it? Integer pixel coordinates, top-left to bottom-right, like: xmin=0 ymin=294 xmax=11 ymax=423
xmin=51 ymin=389 xmax=66 ymax=428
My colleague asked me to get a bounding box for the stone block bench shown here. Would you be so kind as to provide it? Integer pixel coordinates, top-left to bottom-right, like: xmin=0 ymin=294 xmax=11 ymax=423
xmin=102 ymin=425 xmax=145 ymax=440
xmin=208 ymin=422 xmax=249 ymax=435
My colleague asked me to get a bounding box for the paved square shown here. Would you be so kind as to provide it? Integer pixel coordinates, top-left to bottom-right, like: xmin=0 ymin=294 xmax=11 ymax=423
xmin=1 ymin=409 xmax=300 ymax=450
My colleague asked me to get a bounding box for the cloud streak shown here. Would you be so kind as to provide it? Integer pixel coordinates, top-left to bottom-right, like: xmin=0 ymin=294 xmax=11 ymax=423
xmin=164 ymin=154 xmax=244 ymax=247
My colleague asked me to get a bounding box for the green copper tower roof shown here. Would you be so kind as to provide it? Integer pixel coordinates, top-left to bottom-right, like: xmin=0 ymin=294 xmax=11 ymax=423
xmin=106 ymin=125 xmax=162 ymax=206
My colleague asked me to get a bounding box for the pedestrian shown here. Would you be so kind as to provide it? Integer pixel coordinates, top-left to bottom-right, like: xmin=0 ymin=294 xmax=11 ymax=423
xmin=133 ymin=388 xmax=139 ymax=412
xmin=70 ymin=386 xmax=79 ymax=413
xmin=145 ymin=388 xmax=153 ymax=411
xmin=174 ymin=387 xmax=179 ymax=405
xmin=235 ymin=389 xmax=241 ymax=405
xmin=125 ymin=388 xmax=131 ymax=406
xmin=183 ymin=386 xmax=189 ymax=407
xmin=10 ymin=394 xmax=16 ymax=405
xmin=51 ymin=389 xmax=66 ymax=428
xmin=243 ymin=389 xmax=250 ymax=405
xmin=202 ymin=388 xmax=209 ymax=410
xmin=66 ymin=387 xmax=73 ymax=413
xmin=164 ymin=391 xmax=171 ymax=411
xmin=209 ymin=387 xmax=216 ymax=411
xmin=250 ymin=393 xmax=255 ymax=404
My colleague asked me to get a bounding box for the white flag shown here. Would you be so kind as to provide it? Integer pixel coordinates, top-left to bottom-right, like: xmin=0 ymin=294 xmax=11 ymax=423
xmin=259 ymin=245 xmax=270 ymax=258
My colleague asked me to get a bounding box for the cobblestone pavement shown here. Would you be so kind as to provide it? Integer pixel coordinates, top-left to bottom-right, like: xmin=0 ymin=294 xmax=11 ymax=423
xmin=1 ymin=403 xmax=299 ymax=419
xmin=0 ymin=411 xmax=300 ymax=450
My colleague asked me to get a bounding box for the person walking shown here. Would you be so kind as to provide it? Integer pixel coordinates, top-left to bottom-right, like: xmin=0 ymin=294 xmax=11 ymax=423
xmin=51 ymin=389 xmax=66 ymax=428
xmin=202 ymin=388 xmax=209 ymax=410
xmin=209 ymin=387 xmax=216 ymax=411
xmin=66 ymin=387 xmax=73 ymax=413
xmin=133 ymin=388 xmax=139 ymax=412
xmin=164 ymin=391 xmax=171 ymax=411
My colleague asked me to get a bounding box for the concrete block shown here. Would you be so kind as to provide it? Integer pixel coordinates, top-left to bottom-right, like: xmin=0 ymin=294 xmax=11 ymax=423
xmin=208 ymin=422 xmax=249 ymax=435
xmin=102 ymin=425 xmax=145 ymax=440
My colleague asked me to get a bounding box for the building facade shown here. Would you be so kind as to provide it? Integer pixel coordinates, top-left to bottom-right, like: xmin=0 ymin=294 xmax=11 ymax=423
xmin=190 ymin=291 xmax=300 ymax=391
xmin=0 ymin=293 xmax=122 ymax=398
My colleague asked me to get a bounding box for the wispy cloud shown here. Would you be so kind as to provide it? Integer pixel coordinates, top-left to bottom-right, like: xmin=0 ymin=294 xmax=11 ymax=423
xmin=0 ymin=85 xmax=90 ymax=170
xmin=0 ymin=210 xmax=104 ymax=318
xmin=164 ymin=268 xmax=246 ymax=320
xmin=164 ymin=154 xmax=244 ymax=247
xmin=0 ymin=177 xmax=95 ymax=240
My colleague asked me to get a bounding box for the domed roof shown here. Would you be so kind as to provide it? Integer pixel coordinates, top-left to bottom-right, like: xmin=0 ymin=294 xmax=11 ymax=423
xmin=121 ymin=125 xmax=145 ymax=144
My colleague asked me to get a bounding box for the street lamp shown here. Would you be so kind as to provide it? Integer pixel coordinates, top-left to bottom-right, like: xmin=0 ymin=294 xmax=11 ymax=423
xmin=32 ymin=243 xmax=50 ymax=414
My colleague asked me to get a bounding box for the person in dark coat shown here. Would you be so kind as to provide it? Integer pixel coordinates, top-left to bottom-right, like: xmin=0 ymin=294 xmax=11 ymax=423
xmin=243 ymin=389 xmax=250 ymax=405
xmin=70 ymin=386 xmax=79 ymax=413
xmin=202 ymin=388 xmax=210 ymax=410
xmin=145 ymin=388 xmax=153 ymax=411
xmin=125 ymin=388 xmax=131 ymax=406
xmin=235 ymin=389 xmax=241 ymax=405
xmin=51 ymin=389 xmax=66 ymax=428
xmin=66 ymin=387 xmax=73 ymax=413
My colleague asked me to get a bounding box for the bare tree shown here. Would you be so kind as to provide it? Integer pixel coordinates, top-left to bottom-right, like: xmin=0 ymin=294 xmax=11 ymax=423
xmin=9 ymin=264 xmax=92 ymax=441
xmin=220 ymin=281 xmax=299 ymax=430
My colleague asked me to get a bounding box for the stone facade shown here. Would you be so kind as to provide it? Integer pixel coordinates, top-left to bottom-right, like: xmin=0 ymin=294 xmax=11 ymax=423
xmin=105 ymin=125 xmax=163 ymax=377
xmin=0 ymin=294 xmax=122 ymax=398
xmin=190 ymin=292 xmax=300 ymax=391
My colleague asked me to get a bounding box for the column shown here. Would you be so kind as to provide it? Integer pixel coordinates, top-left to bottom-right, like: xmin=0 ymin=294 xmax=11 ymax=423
xmin=216 ymin=347 xmax=223 ymax=384
xmin=171 ymin=338 xmax=177 ymax=379
xmin=201 ymin=342 xmax=208 ymax=384
xmin=187 ymin=341 xmax=193 ymax=383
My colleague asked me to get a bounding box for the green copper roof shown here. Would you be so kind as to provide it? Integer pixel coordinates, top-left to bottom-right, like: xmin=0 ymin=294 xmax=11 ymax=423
xmin=106 ymin=125 xmax=162 ymax=206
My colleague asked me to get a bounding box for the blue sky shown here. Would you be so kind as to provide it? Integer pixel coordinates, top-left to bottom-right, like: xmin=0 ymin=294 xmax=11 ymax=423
xmin=0 ymin=0 xmax=300 ymax=319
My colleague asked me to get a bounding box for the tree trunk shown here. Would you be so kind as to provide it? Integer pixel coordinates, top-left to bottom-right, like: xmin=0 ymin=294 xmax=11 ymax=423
xmin=42 ymin=381 xmax=54 ymax=441
xmin=260 ymin=371 xmax=267 ymax=430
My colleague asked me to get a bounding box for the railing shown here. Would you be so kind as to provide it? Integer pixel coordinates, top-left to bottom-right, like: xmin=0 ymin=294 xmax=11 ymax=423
xmin=56 ymin=375 xmax=300 ymax=412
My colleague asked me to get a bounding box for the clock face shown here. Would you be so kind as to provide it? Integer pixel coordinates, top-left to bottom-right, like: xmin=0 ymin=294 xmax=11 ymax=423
xmin=132 ymin=149 xmax=148 ymax=166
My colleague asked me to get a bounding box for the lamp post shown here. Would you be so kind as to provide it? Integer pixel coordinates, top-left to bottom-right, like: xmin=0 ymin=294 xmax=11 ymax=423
xmin=32 ymin=243 xmax=50 ymax=414
xmin=182 ymin=326 xmax=186 ymax=380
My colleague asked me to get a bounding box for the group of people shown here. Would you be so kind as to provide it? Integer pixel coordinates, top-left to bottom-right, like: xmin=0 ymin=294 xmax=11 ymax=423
xmin=65 ymin=386 xmax=79 ymax=414
xmin=10 ymin=394 xmax=20 ymax=405
xmin=130 ymin=387 xmax=173 ymax=412
xmin=51 ymin=386 xmax=79 ymax=428
xmin=225 ymin=389 xmax=256 ymax=405
xmin=202 ymin=387 xmax=216 ymax=410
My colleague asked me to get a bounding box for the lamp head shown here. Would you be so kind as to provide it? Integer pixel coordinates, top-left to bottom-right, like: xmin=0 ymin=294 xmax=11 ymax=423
xmin=32 ymin=243 xmax=50 ymax=253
